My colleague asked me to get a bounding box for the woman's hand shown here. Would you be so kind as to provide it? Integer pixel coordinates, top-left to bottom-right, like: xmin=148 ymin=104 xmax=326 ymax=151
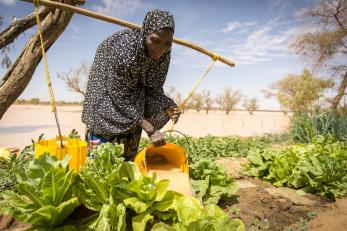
xmin=149 ymin=130 xmax=166 ymax=147
xmin=166 ymin=106 xmax=181 ymax=124
xmin=140 ymin=119 xmax=166 ymax=146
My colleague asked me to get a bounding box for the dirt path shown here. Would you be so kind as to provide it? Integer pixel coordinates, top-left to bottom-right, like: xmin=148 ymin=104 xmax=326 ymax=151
xmin=307 ymin=199 xmax=347 ymax=231
xmin=222 ymin=177 xmax=327 ymax=230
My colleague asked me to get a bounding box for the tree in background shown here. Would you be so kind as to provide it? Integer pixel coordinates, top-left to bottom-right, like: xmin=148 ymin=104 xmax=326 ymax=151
xmin=0 ymin=0 xmax=85 ymax=119
xmin=264 ymin=69 xmax=333 ymax=113
xmin=291 ymin=0 xmax=347 ymax=109
xmin=57 ymin=62 xmax=90 ymax=97
xmin=165 ymin=87 xmax=187 ymax=112
xmin=216 ymin=88 xmax=241 ymax=114
xmin=202 ymin=90 xmax=214 ymax=114
xmin=243 ymin=97 xmax=259 ymax=115
xmin=29 ymin=98 xmax=40 ymax=105
xmin=190 ymin=92 xmax=203 ymax=112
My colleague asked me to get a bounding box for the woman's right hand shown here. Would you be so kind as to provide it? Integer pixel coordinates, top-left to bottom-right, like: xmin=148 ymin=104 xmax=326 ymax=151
xmin=166 ymin=106 xmax=181 ymax=124
xmin=149 ymin=130 xmax=166 ymax=147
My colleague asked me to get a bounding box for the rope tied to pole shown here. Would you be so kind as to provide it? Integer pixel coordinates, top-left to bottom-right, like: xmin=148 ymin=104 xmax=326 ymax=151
xmin=34 ymin=1 xmax=64 ymax=147
xmin=212 ymin=53 xmax=220 ymax=61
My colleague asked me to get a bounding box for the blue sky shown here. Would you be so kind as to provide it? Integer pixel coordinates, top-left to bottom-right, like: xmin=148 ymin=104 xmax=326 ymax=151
xmin=0 ymin=0 xmax=317 ymax=109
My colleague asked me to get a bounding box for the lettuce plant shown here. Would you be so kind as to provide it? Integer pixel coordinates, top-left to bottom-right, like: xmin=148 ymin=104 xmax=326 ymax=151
xmin=0 ymin=154 xmax=79 ymax=230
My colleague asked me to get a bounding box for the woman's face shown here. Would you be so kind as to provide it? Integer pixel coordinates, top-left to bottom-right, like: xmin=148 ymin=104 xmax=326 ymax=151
xmin=145 ymin=28 xmax=173 ymax=60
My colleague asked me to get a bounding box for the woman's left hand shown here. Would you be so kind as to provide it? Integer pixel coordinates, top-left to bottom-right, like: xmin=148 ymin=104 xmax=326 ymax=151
xmin=166 ymin=106 xmax=181 ymax=124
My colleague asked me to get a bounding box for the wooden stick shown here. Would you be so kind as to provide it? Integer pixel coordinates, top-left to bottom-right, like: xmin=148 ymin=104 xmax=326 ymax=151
xmin=20 ymin=0 xmax=235 ymax=67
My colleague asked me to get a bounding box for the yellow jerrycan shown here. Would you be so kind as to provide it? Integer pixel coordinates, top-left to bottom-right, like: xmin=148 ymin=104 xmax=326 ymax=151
xmin=34 ymin=136 xmax=87 ymax=171
xmin=134 ymin=131 xmax=192 ymax=196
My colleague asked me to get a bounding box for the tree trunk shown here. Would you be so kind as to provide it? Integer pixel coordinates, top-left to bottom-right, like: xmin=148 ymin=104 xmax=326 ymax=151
xmin=331 ymin=71 xmax=347 ymax=109
xmin=0 ymin=0 xmax=84 ymax=119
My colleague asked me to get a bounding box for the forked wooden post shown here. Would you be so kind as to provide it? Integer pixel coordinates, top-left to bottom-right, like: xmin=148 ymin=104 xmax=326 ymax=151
xmin=20 ymin=0 xmax=235 ymax=67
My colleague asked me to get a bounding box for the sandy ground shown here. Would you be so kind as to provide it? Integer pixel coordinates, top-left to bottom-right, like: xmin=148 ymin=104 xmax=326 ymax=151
xmin=0 ymin=105 xmax=290 ymax=149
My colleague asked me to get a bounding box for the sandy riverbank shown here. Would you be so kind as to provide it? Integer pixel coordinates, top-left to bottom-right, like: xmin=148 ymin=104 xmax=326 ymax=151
xmin=0 ymin=105 xmax=290 ymax=149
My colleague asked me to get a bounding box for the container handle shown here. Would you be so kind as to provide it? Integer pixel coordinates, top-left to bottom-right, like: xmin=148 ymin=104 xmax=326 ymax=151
xmin=163 ymin=129 xmax=191 ymax=164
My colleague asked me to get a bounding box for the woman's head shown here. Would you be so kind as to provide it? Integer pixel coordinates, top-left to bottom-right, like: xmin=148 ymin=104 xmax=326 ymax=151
xmin=142 ymin=9 xmax=174 ymax=60
xmin=145 ymin=28 xmax=173 ymax=60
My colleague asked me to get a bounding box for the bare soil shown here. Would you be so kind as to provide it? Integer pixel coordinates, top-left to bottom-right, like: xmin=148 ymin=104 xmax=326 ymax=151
xmin=307 ymin=199 xmax=347 ymax=231
xmin=0 ymin=214 xmax=30 ymax=231
xmin=222 ymin=177 xmax=333 ymax=231
xmin=217 ymin=157 xmax=347 ymax=231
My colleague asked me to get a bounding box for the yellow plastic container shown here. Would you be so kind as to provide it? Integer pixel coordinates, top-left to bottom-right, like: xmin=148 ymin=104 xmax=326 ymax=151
xmin=134 ymin=143 xmax=192 ymax=196
xmin=134 ymin=143 xmax=189 ymax=175
xmin=0 ymin=148 xmax=11 ymax=160
xmin=35 ymin=136 xmax=87 ymax=171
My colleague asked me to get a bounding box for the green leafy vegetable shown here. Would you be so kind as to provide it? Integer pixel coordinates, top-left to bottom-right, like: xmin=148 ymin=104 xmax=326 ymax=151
xmin=244 ymin=135 xmax=347 ymax=199
xmin=0 ymin=145 xmax=34 ymax=193
xmin=190 ymin=159 xmax=238 ymax=204
xmin=77 ymin=142 xmax=244 ymax=230
xmin=0 ymin=153 xmax=79 ymax=229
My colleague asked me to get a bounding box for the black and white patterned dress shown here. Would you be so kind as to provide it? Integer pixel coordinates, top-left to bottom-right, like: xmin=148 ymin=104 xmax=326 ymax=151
xmin=82 ymin=9 xmax=177 ymax=158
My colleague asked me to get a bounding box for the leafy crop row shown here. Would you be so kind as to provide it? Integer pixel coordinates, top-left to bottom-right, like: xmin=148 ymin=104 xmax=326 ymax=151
xmin=0 ymin=143 xmax=245 ymax=231
xmin=244 ymin=135 xmax=347 ymax=199
xmin=140 ymin=134 xmax=277 ymax=162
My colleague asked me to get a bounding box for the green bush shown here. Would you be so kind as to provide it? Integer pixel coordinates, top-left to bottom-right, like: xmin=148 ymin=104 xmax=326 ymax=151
xmin=29 ymin=98 xmax=40 ymax=104
xmin=290 ymin=110 xmax=347 ymax=143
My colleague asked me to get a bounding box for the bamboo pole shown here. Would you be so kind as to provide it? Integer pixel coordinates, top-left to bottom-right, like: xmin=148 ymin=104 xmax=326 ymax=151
xmin=21 ymin=0 xmax=235 ymax=67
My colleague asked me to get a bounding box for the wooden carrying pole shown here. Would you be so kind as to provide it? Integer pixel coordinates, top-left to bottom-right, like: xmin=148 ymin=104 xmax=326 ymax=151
xmin=21 ymin=0 xmax=235 ymax=67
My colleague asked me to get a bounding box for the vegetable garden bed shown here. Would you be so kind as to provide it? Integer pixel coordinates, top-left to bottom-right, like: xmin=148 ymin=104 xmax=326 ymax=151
xmin=0 ymin=134 xmax=346 ymax=230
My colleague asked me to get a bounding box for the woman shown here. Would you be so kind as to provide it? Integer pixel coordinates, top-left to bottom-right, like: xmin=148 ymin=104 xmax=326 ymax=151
xmin=82 ymin=9 xmax=180 ymax=161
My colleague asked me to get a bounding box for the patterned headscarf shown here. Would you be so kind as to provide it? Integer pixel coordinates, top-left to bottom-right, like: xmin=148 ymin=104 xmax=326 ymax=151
xmin=136 ymin=9 xmax=175 ymax=60
xmin=142 ymin=9 xmax=175 ymax=37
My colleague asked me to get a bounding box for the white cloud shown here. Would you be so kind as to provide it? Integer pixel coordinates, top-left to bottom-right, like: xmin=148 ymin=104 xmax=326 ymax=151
xmin=293 ymin=7 xmax=308 ymax=18
xmin=222 ymin=22 xmax=240 ymax=33
xmin=173 ymin=19 xmax=310 ymax=67
xmin=222 ymin=21 xmax=257 ymax=33
xmin=0 ymin=0 xmax=15 ymax=5
xmin=222 ymin=20 xmax=305 ymax=65
xmin=91 ymin=0 xmax=143 ymax=18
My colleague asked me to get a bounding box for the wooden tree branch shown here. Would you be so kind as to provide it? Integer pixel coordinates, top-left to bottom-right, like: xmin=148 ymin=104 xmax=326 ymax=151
xmin=20 ymin=0 xmax=235 ymax=67
xmin=0 ymin=0 xmax=84 ymax=119
xmin=332 ymin=71 xmax=347 ymax=109
xmin=0 ymin=6 xmax=52 ymax=49
xmin=333 ymin=0 xmax=347 ymax=33
xmin=57 ymin=63 xmax=89 ymax=97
